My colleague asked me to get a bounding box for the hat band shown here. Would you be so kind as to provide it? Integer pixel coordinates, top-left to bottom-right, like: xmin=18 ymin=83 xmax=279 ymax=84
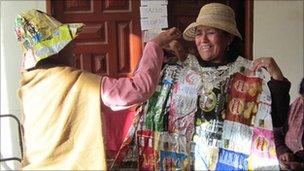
xmin=197 ymin=14 xmax=236 ymax=25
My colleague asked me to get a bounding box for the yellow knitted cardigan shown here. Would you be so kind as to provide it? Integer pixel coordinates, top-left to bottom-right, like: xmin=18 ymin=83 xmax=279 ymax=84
xmin=18 ymin=66 xmax=106 ymax=170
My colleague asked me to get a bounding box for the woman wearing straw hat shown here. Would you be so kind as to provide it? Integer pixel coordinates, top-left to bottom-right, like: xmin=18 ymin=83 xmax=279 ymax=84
xmin=112 ymin=3 xmax=291 ymax=170
xmin=182 ymin=3 xmax=290 ymax=127
xmin=14 ymin=10 xmax=182 ymax=170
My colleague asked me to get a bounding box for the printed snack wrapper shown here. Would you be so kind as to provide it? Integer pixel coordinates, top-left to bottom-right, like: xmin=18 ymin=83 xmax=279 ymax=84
xmin=168 ymin=68 xmax=201 ymax=139
xmin=215 ymin=148 xmax=248 ymax=171
xmin=145 ymin=65 xmax=178 ymax=132
xmin=226 ymin=72 xmax=262 ymax=126
xmin=158 ymin=132 xmax=190 ymax=170
xmin=193 ymin=135 xmax=220 ymax=171
xmin=137 ymin=130 xmax=158 ymax=170
xmin=248 ymin=127 xmax=279 ymax=170
xmin=160 ymin=151 xmax=188 ymax=171
xmin=221 ymin=120 xmax=253 ymax=155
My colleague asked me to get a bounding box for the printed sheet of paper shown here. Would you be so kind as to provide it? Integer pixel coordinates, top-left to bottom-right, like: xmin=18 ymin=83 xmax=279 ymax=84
xmin=140 ymin=0 xmax=168 ymax=30
xmin=140 ymin=4 xmax=167 ymax=18
xmin=140 ymin=16 xmax=168 ymax=30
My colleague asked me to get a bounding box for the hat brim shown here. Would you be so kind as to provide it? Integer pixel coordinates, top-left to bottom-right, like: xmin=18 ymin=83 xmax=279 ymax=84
xmin=67 ymin=23 xmax=85 ymax=39
xmin=183 ymin=21 xmax=242 ymax=41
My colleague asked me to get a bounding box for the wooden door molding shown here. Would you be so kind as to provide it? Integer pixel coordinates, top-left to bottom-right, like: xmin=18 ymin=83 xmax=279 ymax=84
xmin=244 ymin=0 xmax=253 ymax=60
xmin=46 ymin=0 xmax=51 ymax=14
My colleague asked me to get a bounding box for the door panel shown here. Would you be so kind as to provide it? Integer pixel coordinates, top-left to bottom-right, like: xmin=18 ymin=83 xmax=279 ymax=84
xmin=51 ymin=0 xmax=142 ymax=77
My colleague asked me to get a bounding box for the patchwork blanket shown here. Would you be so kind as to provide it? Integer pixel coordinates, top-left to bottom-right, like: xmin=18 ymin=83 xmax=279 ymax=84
xmin=112 ymin=55 xmax=280 ymax=170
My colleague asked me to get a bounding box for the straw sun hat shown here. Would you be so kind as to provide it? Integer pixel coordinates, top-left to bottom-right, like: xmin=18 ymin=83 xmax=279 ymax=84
xmin=14 ymin=10 xmax=84 ymax=70
xmin=183 ymin=3 xmax=242 ymax=41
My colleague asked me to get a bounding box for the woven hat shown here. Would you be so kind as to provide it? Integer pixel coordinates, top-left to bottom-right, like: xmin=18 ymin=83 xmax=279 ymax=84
xmin=14 ymin=10 xmax=84 ymax=70
xmin=183 ymin=3 xmax=242 ymax=41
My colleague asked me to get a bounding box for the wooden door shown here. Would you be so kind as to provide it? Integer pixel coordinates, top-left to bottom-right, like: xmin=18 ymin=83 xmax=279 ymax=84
xmin=49 ymin=0 xmax=142 ymax=77
xmin=168 ymin=0 xmax=253 ymax=59
xmin=48 ymin=0 xmax=143 ymax=161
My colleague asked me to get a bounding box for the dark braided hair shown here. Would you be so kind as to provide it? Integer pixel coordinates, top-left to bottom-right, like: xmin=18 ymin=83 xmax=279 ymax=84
xmin=226 ymin=36 xmax=243 ymax=63
xmin=300 ymin=78 xmax=304 ymax=96
xmin=223 ymin=31 xmax=243 ymax=63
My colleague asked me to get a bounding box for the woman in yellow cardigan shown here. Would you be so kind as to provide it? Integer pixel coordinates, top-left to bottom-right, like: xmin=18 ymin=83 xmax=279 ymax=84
xmin=14 ymin=10 xmax=182 ymax=170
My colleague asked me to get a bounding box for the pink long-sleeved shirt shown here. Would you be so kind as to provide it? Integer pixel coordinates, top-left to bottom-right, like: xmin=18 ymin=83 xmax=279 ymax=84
xmin=101 ymin=41 xmax=164 ymax=110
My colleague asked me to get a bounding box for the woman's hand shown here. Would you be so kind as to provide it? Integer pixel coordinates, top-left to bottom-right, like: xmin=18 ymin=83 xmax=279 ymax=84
xmin=281 ymin=161 xmax=304 ymax=170
xmin=163 ymin=40 xmax=186 ymax=62
xmin=152 ymin=27 xmax=181 ymax=48
xmin=279 ymin=152 xmax=294 ymax=162
xmin=252 ymin=57 xmax=284 ymax=81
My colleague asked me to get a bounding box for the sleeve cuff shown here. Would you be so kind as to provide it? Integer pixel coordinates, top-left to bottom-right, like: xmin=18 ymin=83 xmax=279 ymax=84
xmin=147 ymin=41 xmax=164 ymax=56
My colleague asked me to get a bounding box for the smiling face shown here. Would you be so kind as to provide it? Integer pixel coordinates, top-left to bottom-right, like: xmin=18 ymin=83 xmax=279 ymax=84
xmin=195 ymin=26 xmax=233 ymax=64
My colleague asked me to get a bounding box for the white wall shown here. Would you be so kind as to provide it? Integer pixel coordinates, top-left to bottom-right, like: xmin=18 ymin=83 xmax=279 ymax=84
xmin=0 ymin=1 xmax=45 ymax=169
xmin=254 ymin=0 xmax=304 ymax=102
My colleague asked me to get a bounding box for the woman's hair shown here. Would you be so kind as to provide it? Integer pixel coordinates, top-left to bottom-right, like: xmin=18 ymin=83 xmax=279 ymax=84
xmin=300 ymin=78 xmax=304 ymax=96
xmin=227 ymin=37 xmax=243 ymax=62
xmin=223 ymin=31 xmax=243 ymax=63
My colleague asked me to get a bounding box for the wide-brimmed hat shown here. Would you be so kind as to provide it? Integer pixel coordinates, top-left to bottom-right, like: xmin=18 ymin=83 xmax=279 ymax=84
xmin=183 ymin=3 xmax=242 ymax=41
xmin=14 ymin=10 xmax=84 ymax=70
